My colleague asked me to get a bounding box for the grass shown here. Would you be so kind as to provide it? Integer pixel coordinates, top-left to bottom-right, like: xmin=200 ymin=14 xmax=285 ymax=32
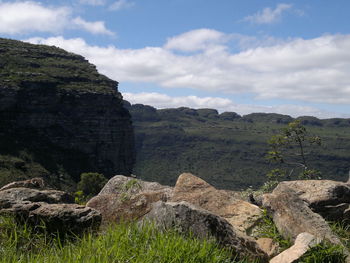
xmin=0 ymin=215 xmax=251 ymax=263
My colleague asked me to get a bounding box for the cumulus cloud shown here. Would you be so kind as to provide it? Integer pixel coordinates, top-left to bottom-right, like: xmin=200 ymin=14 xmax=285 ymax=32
xmin=0 ymin=1 xmax=70 ymax=34
xmin=0 ymin=1 xmax=114 ymax=36
xmin=123 ymin=92 xmax=342 ymax=118
xmin=165 ymin=29 xmax=228 ymax=52
xmin=109 ymin=0 xmax=134 ymax=11
xmin=79 ymin=0 xmax=105 ymax=6
xmin=72 ymin=17 xmax=115 ymax=36
xmin=243 ymin=3 xmax=292 ymax=24
xmin=26 ymin=29 xmax=350 ymax=108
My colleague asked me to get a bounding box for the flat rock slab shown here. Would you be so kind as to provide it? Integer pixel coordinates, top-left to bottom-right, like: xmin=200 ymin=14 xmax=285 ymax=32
xmin=142 ymin=201 xmax=268 ymax=263
xmin=170 ymin=173 xmax=262 ymax=234
xmin=0 ymin=187 xmax=74 ymax=208
xmin=270 ymin=232 xmax=320 ymax=263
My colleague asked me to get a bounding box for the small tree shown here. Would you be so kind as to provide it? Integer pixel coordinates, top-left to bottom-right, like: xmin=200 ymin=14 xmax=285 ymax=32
xmin=77 ymin=172 xmax=107 ymax=198
xmin=266 ymin=120 xmax=322 ymax=181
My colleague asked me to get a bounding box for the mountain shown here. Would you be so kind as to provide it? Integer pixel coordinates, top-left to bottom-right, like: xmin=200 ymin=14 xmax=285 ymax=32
xmin=0 ymin=38 xmax=134 ymax=189
xmin=125 ymin=102 xmax=350 ymax=190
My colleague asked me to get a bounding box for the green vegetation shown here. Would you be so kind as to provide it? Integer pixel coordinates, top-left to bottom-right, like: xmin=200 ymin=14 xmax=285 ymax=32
xmin=0 ymin=215 xmax=246 ymax=263
xmin=77 ymin=172 xmax=108 ymax=197
xmin=0 ymin=38 xmax=116 ymax=94
xmin=126 ymin=104 xmax=350 ymax=190
xmin=256 ymin=210 xmax=292 ymax=251
xmin=267 ymin=120 xmax=322 ymax=180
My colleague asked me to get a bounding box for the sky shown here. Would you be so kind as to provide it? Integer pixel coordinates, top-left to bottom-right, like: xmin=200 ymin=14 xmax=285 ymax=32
xmin=1 ymin=0 xmax=350 ymax=118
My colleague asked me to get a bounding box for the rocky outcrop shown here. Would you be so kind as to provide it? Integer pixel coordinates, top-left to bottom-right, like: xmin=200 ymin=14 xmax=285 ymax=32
xmin=87 ymin=175 xmax=173 ymax=223
xmin=0 ymin=178 xmax=101 ymax=235
xmin=0 ymin=38 xmax=134 ymax=184
xmin=142 ymin=201 xmax=268 ymax=262
xmin=273 ymin=180 xmax=350 ymax=222
xmin=262 ymin=183 xmax=342 ymax=245
xmin=170 ymin=173 xmax=262 ymax=234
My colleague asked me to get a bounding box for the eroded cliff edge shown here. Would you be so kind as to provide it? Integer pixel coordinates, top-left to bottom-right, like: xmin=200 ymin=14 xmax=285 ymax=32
xmin=0 ymin=38 xmax=134 ymax=188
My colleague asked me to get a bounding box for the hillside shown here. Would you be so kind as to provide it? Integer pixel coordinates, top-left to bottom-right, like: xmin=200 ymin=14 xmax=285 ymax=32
xmin=0 ymin=38 xmax=134 ymax=189
xmin=125 ymin=102 xmax=350 ymax=190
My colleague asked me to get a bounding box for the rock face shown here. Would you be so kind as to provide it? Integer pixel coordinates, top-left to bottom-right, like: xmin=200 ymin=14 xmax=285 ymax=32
xmin=87 ymin=175 xmax=173 ymax=223
xmin=170 ymin=173 xmax=262 ymax=234
xmin=142 ymin=201 xmax=268 ymax=262
xmin=0 ymin=178 xmax=101 ymax=235
xmin=0 ymin=38 xmax=134 ymax=184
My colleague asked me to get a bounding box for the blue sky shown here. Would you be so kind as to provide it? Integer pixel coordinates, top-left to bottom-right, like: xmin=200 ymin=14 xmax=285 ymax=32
xmin=1 ymin=0 xmax=350 ymax=118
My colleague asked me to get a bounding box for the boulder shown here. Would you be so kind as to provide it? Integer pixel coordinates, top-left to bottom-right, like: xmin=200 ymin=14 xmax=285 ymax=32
xmin=87 ymin=175 xmax=173 ymax=223
xmin=262 ymin=183 xmax=342 ymax=245
xmin=273 ymin=180 xmax=350 ymax=221
xmin=98 ymin=175 xmax=173 ymax=200
xmin=87 ymin=191 xmax=168 ymax=223
xmin=170 ymin=173 xmax=262 ymax=234
xmin=142 ymin=201 xmax=268 ymax=262
xmin=270 ymin=232 xmax=320 ymax=263
xmin=1 ymin=202 xmax=101 ymax=235
xmin=0 ymin=177 xmax=45 ymax=191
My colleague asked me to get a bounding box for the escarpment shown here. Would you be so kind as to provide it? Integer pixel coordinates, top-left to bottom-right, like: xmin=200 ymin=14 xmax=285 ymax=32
xmin=0 ymin=38 xmax=134 ymax=187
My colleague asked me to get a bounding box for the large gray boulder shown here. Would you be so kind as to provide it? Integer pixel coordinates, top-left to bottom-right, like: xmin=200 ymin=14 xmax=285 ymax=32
xmin=1 ymin=202 xmax=101 ymax=235
xmin=0 ymin=180 xmax=101 ymax=235
xmin=142 ymin=201 xmax=268 ymax=263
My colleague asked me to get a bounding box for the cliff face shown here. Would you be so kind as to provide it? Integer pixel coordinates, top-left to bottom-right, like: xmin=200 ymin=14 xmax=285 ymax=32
xmin=0 ymin=38 xmax=134 ymax=185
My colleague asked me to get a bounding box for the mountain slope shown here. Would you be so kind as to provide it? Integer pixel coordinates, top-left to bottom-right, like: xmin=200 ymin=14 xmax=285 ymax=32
xmin=125 ymin=102 xmax=350 ymax=190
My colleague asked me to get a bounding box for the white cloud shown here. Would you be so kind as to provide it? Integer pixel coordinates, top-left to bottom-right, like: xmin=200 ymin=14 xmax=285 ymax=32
xmin=109 ymin=0 xmax=134 ymax=11
xmin=0 ymin=1 xmax=70 ymax=34
xmin=72 ymin=17 xmax=115 ymax=36
xmin=0 ymin=1 xmax=114 ymax=36
xmin=243 ymin=3 xmax=292 ymax=24
xmin=26 ymin=30 xmax=350 ymax=109
xmin=123 ymin=92 xmax=343 ymax=118
xmin=79 ymin=0 xmax=105 ymax=5
xmin=165 ymin=29 xmax=228 ymax=52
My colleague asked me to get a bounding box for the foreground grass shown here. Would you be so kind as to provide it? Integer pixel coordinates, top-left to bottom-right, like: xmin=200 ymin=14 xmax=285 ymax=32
xmin=0 ymin=215 xmax=245 ymax=263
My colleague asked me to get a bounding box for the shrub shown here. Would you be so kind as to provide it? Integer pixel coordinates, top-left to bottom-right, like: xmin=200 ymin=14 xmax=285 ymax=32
xmin=77 ymin=172 xmax=107 ymax=197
